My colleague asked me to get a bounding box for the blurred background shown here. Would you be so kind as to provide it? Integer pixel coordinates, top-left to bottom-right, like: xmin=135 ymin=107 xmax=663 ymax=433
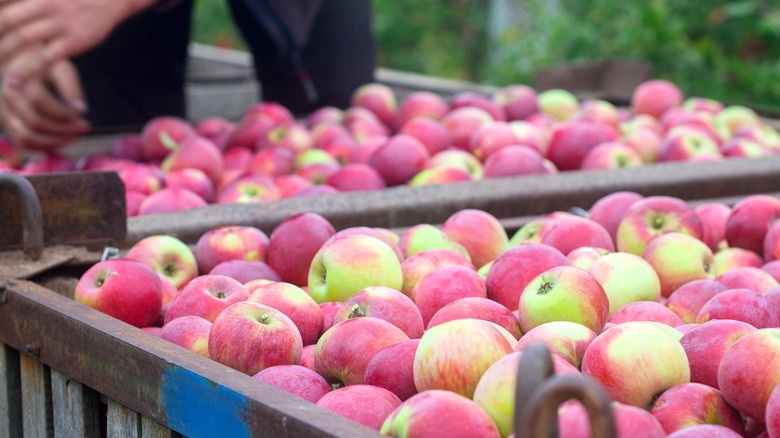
xmin=193 ymin=1 xmax=780 ymax=108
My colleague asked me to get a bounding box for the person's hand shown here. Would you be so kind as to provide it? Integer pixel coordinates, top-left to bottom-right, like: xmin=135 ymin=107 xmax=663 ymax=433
xmin=0 ymin=0 xmax=158 ymax=86
xmin=1 ymin=54 xmax=90 ymax=151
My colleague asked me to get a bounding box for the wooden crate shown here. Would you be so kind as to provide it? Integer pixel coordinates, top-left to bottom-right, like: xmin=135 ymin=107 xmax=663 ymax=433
xmin=0 ymin=278 xmax=381 ymax=438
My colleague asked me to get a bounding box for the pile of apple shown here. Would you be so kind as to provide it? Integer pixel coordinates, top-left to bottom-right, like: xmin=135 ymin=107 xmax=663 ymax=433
xmin=73 ymin=190 xmax=780 ymax=437
xmin=3 ymin=79 xmax=780 ymax=218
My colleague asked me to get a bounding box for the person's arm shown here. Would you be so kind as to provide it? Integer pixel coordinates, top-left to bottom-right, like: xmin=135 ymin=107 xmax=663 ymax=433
xmin=1 ymin=54 xmax=89 ymax=151
xmin=0 ymin=0 xmax=159 ymax=86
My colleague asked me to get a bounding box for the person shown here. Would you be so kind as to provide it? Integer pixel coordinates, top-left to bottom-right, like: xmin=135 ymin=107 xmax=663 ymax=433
xmin=0 ymin=0 xmax=376 ymax=150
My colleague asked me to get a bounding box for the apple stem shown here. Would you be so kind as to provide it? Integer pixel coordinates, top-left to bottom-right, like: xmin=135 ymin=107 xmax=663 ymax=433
xmin=538 ymin=282 xmax=553 ymax=295
xmin=216 ymin=292 xmax=226 ymax=299
xmin=259 ymin=313 xmax=270 ymax=324
xmin=348 ymin=304 xmax=365 ymax=319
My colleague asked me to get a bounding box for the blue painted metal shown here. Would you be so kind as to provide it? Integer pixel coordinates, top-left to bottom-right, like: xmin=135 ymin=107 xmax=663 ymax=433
xmin=161 ymin=364 xmax=253 ymax=438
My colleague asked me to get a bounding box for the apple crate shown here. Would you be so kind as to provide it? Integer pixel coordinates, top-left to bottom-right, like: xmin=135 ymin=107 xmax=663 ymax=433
xmin=0 ymin=172 xmax=626 ymax=438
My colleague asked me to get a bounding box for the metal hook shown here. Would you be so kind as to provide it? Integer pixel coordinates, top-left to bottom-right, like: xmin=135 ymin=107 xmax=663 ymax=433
xmin=514 ymin=342 xmax=556 ymax=437
xmin=0 ymin=172 xmax=44 ymax=260
xmin=519 ymin=374 xmax=617 ymax=438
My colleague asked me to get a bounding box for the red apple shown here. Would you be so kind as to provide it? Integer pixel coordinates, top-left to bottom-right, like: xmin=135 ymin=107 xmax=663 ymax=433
xmin=409 ymin=166 xmax=472 ymax=186
xmin=658 ymin=129 xmax=721 ymax=162
xmin=164 ymin=168 xmax=214 ymax=203
xmin=247 ymin=281 xmax=324 ymax=346
xmin=441 ymin=106 xmax=494 ymax=151
xmin=159 ymin=315 xmax=212 ymax=357
xmin=666 ymin=425 xmax=744 ymax=438
xmin=308 ymin=234 xmax=404 ymax=304
xmin=363 ymin=339 xmax=420 ymax=401
xmin=325 ymin=163 xmax=386 ymax=192
xmin=315 ymin=317 xmax=409 ymax=386
xmin=539 ymin=215 xmax=615 ymax=255
xmin=413 ymin=318 xmax=514 ymax=398
xmin=588 ymin=252 xmax=661 ymax=316
xmin=666 ymin=279 xmax=728 ymax=324
xmin=559 ymin=400 xmax=666 ymax=438
xmin=474 ymin=350 xmax=579 ymax=437
xmin=137 ymin=188 xmax=207 ymax=216
xmin=397 ymin=116 xmax=451 ymax=156
xmin=513 ymin=320 xmax=597 ymax=369
xmin=413 ymin=265 xmax=487 ymax=327
xmin=518 ymin=266 xmax=610 ymax=333
xmin=537 ymin=88 xmax=579 ymax=121
xmin=482 ymin=145 xmax=550 ymax=178
xmin=350 ymin=82 xmax=397 ymax=128
xmin=252 ymin=364 xmax=331 ymax=403
xmin=397 ymin=224 xmax=470 ymax=260
xmin=587 ymin=191 xmax=644 ymax=243
xmin=680 ymin=319 xmax=757 ymax=389
xmin=493 ymin=84 xmax=539 ymax=121
xmin=208 ymin=301 xmax=302 ymax=375
xmin=718 ymin=328 xmax=780 ymax=423
xmin=725 ymin=194 xmax=780 ymax=255
xmin=318 ymin=301 xmax=342 ymax=335
xmin=486 ymin=243 xmax=570 ymax=311
xmin=216 ymin=173 xmax=281 ymax=204
xmin=332 ymin=286 xmax=423 ymax=339
xmin=763 ymin=218 xmax=780 ymax=263
xmin=266 ymin=212 xmax=335 ymax=287
xmin=195 ymin=116 xmax=234 ymax=150
xmin=582 ymin=321 xmax=690 ymax=409
xmin=697 ymin=288 xmax=779 ymax=328
xmin=716 ymin=266 xmax=780 ymax=293
xmin=427 ymin=297 xmax=522 ymax=340
xmin=608 ymin=301 xmax=684 ymax=327
xmin=631 ymin=79 xmax=684 ymax=119
xmin=621 ymin=127 xmax=663 ymax=163
xmin=766 ymin=384 xmax=780 ymax=438
xmin=125 ymin=234 xmax=198 ymax=289
xmin=545 ymin=120 xmax=612 ymax=171
xmin=163 ymin=274 xmax=248 ymax=324
xmin=367 ymin=134 xmax=430 ymax=186
xmin=642 ymin=232 xmax=715 ymax=298
xmin=74 ymin=258 xmax=163 ymax=328
xmin=140 ymin=116 xmax=195 ymax=161
xmin=713 ymin=247 xmax=763 ymax=276
xmin=441 ymin=209 xmax=509 ymax=270
xmin=580 ymin=141 xmax=643 ymax=170
xmin=194 ymin=225 xmax=270 ymax=274
xmin=380 ymin=389 xmax=500 ymax=437
xmin=256 ymin=122 xmax=313 ymax=154
xmin=393 ymin=91 xmax=449 ymax=128
xmin=209 ymin=260 xmax=280 ymax=284
xmin=400 ymin=248 xmax=475 ymax=299
xmin=316 ymin=384 xmax=401 ymax=431
xmin=118 ymin=163 xmax=164 ymax=195
xmin=161 ymin=135 xmax=224 ymax=184
xmin=616 ymin=195 xmax=703 ymax=256
xmin=651 ymin=383 xmax=745 ymax=435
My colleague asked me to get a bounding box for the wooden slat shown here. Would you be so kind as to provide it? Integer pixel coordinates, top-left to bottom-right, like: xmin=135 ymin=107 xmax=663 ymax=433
xmin=127 ymin=155 xmax=780 ymax=244
xmin=141 ymin=415 xmax=176 ymax=438
xmin=0 ymin=279 xmax=380 ymax=438
xmin=0 ymin=344 xmax=22 ymax=437
xmin=107 ymin=399 xmax=140 ymax=438
xmin=51 ymin=370 xmax=100 ymax=438
xmin=21 ymin=354 xmax=53 ymax=438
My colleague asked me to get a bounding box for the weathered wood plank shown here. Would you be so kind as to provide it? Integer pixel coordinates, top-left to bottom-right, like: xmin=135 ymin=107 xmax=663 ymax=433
xmin=0 ymin=279 xmax=380 ymax=438
xmin=0 ymin=344 xmax=22 ymax=438
xmin=141 ymin=415 xmax=176 ymax=438
xmin=20 ymin=353 xmax=53 ymax=438
xmin=51 ymin=370 xmax=101 ymax=438
xmin=107 ymin=399 xmax=140 ymax=438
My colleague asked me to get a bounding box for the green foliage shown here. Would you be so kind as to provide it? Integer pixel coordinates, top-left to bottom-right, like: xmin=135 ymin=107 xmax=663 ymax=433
xmin=192 ymin=1 xmax=780 ymax=107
